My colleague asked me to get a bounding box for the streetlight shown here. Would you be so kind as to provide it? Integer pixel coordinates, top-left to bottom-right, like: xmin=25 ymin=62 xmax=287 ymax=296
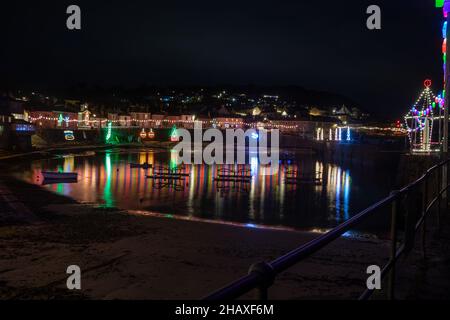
xmin=436 ymin=1 xmax=450 ymax=153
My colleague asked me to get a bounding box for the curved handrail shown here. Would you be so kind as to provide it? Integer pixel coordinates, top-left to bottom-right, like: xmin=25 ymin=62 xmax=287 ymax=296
xmin=204 ymin=158 xmax=450 ymax=301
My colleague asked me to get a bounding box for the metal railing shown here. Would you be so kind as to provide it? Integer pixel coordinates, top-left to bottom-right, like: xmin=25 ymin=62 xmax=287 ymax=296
xmin=204 ymin=157 xmax=450 ymax=300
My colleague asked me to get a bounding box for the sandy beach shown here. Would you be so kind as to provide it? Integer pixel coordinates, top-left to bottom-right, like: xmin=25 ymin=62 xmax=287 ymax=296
xmin=0 ymin=174 xmax=397 ymax=300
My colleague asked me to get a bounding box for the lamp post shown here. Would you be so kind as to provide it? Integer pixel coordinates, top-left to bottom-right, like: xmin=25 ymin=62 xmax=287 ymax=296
xmin=444 ymin=1 xmax=450 ymax=153
xmin=438 ymin=0 xmax=450 ymax=200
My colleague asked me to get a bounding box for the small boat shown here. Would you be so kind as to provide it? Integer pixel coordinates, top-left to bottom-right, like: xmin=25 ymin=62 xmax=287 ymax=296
xmin=130 ymin=162 xmax=153 ymax=169
xmin=285 ymin=177 xmax=322 ymax=185
xmin=42 ymin=172 xmax=78 ymax=180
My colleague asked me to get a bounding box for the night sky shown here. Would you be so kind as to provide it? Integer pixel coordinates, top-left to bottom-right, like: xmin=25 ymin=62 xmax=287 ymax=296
xmin=0 ymin=0 xmax=444 ymax=117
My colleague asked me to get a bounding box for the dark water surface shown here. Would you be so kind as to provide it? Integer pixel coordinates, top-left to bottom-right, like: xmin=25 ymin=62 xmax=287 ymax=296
xmin=12 ymin=148 xmax=398 ymax=234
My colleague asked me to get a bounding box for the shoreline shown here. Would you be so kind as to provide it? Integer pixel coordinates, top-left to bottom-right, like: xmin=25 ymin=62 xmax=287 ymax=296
xmin=0 ymin=174 xmax=393 ymax=300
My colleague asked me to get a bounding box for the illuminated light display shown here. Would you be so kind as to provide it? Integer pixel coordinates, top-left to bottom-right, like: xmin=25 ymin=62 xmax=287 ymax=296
xmin=170 ymin=125 xmax=179 ymax=142
xmin=404 ymin=81 xmax=439 ymax=152
xmin=13 ymin=124 xmax=35 ymax=132
xmin=140 ymin=128 xmax=147 ymax=139
xmin=346 ymin=127 xmax=351 ymax=141
xmin=251 ymin=132 xmax=259 ymax=140
xmin=147 ymin=128 xmax=155 ymax=139
xmin=57 ymin=113 xmax=63 ymax=127
xmin=64 ymin=130 xmax=75 ymax=141
xmin=105 ymin=121 xmax=112 ymax=142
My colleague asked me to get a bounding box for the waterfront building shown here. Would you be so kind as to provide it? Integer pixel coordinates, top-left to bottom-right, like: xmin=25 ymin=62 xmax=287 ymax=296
xmin=165 ymin=115 xmax=181 ymax=123
xmin=0 ymin=96 xmax=35 ymax=151
xmin=130 ymin=112 xmax=151 ymax=127
xmin=151 ymin=114 xmax=166 ymax=128
xmin=214 ymin=117 xmax=244 ymax=129
xmin=77 ymin=104 xmax=92 ymax=128
xmin=118 ymin=114 xmax=133 ymax=127
xmin=107 ymin=113 xmax=119 ymax=123
xmin=179 ymin=115 xmax=196 ymax=129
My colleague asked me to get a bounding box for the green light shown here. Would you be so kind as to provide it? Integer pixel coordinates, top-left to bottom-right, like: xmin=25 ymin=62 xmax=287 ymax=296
xmin=105 ymin=121 xmax=112 ymax=142
xmin=58 ymin=114 xmax=63 ymax=126
xmin=170 ymin=125 xmax=179 ymax=142
xmin=103 ymin=153 xmax=114 ymax=208
xmin=170 ymin=157 xmax=178 ymax=171
xmin=436 ymin=0 xmax=444 ymax=8
xmin=56 ymin=183 xmax=64 ymax=195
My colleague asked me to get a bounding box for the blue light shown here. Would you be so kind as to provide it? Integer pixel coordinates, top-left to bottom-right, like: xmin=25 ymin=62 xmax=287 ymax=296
xmin=251 ymin=132 xmax=259 ymax=140
xmin=64 ymin=130 xmax=75 ymax=141
xmin=15 ymin=124 xmax=34 ymax=132
xmin=443 ymin=21 xmax=447 ymax=39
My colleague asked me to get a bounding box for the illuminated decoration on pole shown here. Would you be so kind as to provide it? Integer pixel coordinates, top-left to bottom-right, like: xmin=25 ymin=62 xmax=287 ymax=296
xmin=64 ymin=130 xmax=75 ymax=141
xmin=404 ymin=81 xmax=439 ymax=152
xmin=170 ymin=125 xmax=179 ymax=142
xmin=346 ymin=127 xmax=351 ymax=141
xmin=147 ymin=128 xmax=155 ymax=139
xmin=436 ymin=0 xmax=449 ymax=152
xmin=105 ymin=121 xmax=112 ymax=142
xmin=140 ymin=128 xmax=147 ymax=139
xmin=57 ymin=113 xmax=63 ymax=127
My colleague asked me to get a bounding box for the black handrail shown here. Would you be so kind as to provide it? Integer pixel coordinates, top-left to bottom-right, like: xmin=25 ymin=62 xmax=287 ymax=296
xmin=204 ymin=158 xmax=450 ymax=301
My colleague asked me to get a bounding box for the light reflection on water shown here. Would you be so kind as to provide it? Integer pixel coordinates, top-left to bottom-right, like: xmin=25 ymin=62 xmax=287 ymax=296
xmin=14 ymin=149 xmax=394 ymax=232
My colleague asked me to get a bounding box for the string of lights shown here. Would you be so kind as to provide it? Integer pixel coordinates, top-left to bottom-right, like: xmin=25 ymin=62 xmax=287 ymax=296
xmin=28 ymin=115 xmax=305 ymax=130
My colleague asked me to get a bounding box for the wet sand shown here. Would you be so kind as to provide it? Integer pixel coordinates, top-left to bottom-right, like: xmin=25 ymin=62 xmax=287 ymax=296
xmin=0 ymin=175 xmax=395 ymax=300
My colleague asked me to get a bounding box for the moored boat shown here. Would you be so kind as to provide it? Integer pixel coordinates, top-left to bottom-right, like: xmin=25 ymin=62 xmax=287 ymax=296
xmin=41 ymin=172 xmax=78 ymax=180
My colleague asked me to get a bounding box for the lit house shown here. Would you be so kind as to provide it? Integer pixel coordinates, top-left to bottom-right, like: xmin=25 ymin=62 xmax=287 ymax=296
xmin=130 ymin=112 xmax=151 ymax=128
xmin=0 ymin=96 xmax=35 ymax=151
xmin=151 ymin=114 xmax=165 ymax=128
xmin=118 ymin=114 xmax=132 ymax=127
xmin=214 ymin=117 xmax=243 ymax=129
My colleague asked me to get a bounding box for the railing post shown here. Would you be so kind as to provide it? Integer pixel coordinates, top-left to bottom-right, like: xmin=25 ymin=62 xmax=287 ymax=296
xmin=422 ymin=174 xmax=428 ymax=260
xmin=248 ymin=262 xmax=275 ymax=301
xmin=388 ymin=192 xmax=399 ymax=300
xmin=444 ymin=161 xmax=449 ymax=212
xmin=438 ymin=166 xmax=442 ymax=231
